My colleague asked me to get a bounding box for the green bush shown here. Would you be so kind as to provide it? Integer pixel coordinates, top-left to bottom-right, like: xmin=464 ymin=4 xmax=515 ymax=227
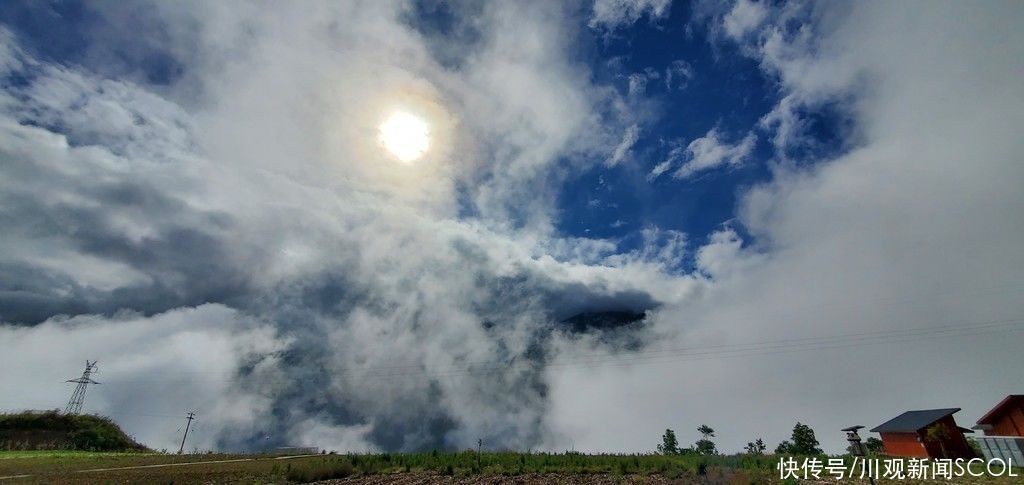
xmin=0 ymin=411 xmax=146 ymax=451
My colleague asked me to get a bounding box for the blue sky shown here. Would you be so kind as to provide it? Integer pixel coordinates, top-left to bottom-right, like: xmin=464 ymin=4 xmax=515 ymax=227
xmin=559 ymin=2 xmax=777 ymax=256
xmin=0 ymin=0 xmax=1022 ymax=455
xmin=554 ymin=1 xmax=859 ymax=261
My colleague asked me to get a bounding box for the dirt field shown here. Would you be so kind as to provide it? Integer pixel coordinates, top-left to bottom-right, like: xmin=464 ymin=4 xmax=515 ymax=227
xmin=317 ymin=471 xmax=745 ymax=484
xmin=312 ymin=470 xmax=1024 ymax=484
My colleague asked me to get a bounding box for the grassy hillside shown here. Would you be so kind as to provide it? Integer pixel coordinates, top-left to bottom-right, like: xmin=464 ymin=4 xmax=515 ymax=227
xmin=0 ymin=410 xmax=148 ymax=452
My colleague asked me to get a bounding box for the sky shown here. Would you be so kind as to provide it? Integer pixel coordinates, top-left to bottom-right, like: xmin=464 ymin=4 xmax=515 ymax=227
xmin=0 ymin=0 xmax=1021 ymax=454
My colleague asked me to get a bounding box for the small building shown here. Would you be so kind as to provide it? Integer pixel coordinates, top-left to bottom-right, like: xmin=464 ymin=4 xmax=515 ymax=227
xmin=974 ymin=395 xmax=1024 ymax=437
xmin=870 ymin=408 xmax=976 ymax=459
xmin=973 ymin=395 xmax=1024 ymax=465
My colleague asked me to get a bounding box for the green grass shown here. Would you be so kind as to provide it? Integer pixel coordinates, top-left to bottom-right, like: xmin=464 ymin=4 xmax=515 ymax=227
xmin=322 ymin=450 xmax=776 ymax=476
xmin=233 ymin=451 xmax=779 ymax=483
xmin=0 ymin=450 xmax=150 ymax=459
xmin=0 ymin=451 xmax=244 ymax=475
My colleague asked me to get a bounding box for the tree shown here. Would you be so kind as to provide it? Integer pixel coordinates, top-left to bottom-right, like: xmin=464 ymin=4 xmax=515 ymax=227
xmin=694 ymin=424 xmax=717 ymax=455
xmin=777 ymin=422 xmax=822 ymax=455
xmin=967 ymin=437 xmax=983 ymax=457
xmin=658 ymin=428 xmax=679 ymax=455
xmin=792 ymin=422 xmax=822 ymax=455
xmin=925 ymin=423 xmax=951 ymax=458
xmin=865 ymin=437 xmax=884 ymax=454
xmin=745 ymin=438 xmax=766 ymax=455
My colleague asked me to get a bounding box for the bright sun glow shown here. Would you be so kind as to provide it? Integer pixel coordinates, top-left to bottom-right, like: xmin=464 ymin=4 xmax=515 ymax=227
xmin=378 ymin=111 xmax=430 ymax=163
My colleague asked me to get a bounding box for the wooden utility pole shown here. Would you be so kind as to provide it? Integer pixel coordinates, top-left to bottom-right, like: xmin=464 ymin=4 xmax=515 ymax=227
xmin=178 ymin=412 xmax=196 ymax=454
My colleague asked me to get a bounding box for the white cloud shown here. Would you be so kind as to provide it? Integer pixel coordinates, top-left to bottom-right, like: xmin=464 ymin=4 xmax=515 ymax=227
xmin=627 ymin=73 xmax=648 ymax=96
xmin=606 ymin=124 xmax=640 ymax=166
xmin=589 ymin=0 xmax=673 ymax=30
xmin=649 ymin=127 xmax=757 ymax=180
xmin=702 ymin=0 xmax=858 ymax=154
xmin=647 ymin=159 xmax=673 ymax=181
xmin=679 ymin=129 xmax=757 ymax=178
xmin=722 ymin=0 xmax=768 ymax=40
xmin=625 ymin=67 xmax=661 ymax=97
xmin=606 ymin=227 xmax=688 ymax=272
xmin=664 ymin=59 xmax=694 ymax=90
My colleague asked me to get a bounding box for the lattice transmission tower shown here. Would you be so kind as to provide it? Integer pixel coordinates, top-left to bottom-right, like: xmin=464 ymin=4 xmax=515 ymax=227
xmin=65 ymin=360 xmax=100 ymax=414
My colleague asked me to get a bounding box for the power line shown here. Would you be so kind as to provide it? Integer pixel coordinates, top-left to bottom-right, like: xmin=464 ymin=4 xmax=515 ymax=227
xmin=6 ymin=280 xmax=1023 ymax=383
xmin=275 ymin=280 xmax=1024 ymax=365
xmin=19 ymin=317 xmax=1024 ymax=388
xmin=320 ymin=317 xmax=1024 ymax=380
xmin=238 ymin=317 xmax=1024 ymax=382
xmin=55 ymin=280 xmax=1021 ymax=380
xmin=41 ymin=316 xmax=1024 ymax=384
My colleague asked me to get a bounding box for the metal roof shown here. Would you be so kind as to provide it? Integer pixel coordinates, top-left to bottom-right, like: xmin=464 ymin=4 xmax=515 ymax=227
xmin=976 ymin=395 xmax=1024 ymax=425
xmin=870 ymin=408 xmax=961 ymax=433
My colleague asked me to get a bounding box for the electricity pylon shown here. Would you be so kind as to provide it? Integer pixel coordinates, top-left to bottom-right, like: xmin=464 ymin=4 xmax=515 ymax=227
xmin=64 ymin=360 xmax=99 ymax=414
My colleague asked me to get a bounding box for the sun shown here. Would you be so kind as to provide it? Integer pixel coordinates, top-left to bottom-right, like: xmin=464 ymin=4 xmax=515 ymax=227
xmin=378 ymin=111 xmax=430 ymax=163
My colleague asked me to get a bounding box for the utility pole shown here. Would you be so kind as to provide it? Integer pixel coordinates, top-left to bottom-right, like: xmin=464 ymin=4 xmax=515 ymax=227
xmin=178 ymin=412 xmax=196 ymax=454
xmin=477 ymin=438 xmax=482 ymax=469
xmin=64 ymin=361 xmax=99 ymax=414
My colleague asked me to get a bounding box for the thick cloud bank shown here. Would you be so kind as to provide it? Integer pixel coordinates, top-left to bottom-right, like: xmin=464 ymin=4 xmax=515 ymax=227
xmin=0 ymin=2 xmax=689 ymax=452
xmin=1 ymin=1 xmax=1022 ymax=454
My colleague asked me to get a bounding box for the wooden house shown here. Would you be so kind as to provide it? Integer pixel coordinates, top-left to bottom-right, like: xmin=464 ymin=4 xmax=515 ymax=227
xmin=974 ymin=395 xmax=1024 ymax=437
xmin=870 ymin=408 xmax=975 ymax=459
